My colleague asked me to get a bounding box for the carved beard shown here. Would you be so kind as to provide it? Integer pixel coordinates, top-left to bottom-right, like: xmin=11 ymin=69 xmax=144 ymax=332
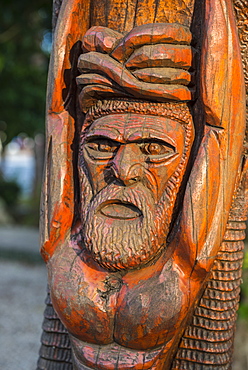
xmin=79 ymin=165 xmax=178 ymax=271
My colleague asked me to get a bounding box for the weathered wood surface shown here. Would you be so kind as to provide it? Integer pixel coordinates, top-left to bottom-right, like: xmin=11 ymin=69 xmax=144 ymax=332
xmin=38 ymin=0 xmax=248 ymax=369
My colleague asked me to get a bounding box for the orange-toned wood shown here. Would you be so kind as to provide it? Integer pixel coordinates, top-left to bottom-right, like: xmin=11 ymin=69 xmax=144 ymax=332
xmin=38 ymin=0 xmax=248 ymax=369
xmin=90 ymin=0 xmax=195 ymax=32
xmin=40 ymin=0 xmax=90 ymax=262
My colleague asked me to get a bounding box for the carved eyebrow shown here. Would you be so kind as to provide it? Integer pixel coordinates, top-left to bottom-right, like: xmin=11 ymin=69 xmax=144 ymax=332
xmin=84 ymin=134 xmax=176 ymax=152
xmin=128 ymin=137 xmax=175 ymax=149
xmin=125 ymin=131 xmax=177 ymax=148
xmin=85 ymin=126 xmax=179 ymax=147
xmin=84 ymin=130 xmax=123 ymax=142
xmin=84 ymin=135 xmax=121 ymax=145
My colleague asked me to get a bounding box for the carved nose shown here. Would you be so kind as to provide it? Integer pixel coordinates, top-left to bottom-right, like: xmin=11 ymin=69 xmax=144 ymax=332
xmin=111 ymin=144 xmax=144 ymax=186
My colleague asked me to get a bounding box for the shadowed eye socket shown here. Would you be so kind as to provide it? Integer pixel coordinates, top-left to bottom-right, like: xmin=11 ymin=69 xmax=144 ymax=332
xmin=138 ymin=140 xmax=176 ymax=162
xmin=84 ymin=137 xmax=177 ymax=162
xmin=85 ymin=138 xmax=120 ymax=159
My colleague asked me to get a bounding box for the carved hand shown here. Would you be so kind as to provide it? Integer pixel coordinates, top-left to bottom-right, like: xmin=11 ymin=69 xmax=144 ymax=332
xmin=77 ymin=23 xmax=195 ymax=111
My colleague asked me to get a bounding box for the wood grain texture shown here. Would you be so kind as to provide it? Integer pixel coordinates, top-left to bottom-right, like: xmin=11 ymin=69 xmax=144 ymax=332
xmin=172 ymin=162 xmax=248 ymax=369
xmin=233 ymin=0 xmax=248 ymax=95
xmin=90 ymin=0 xmax=195 ymax=33
xmin=52 ymin=0 xmax=63 ymax=31
xmin=40 ymin=0 xmax=90 ymax=262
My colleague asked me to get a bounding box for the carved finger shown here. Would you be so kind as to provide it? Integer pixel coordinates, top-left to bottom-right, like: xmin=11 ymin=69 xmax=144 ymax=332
xmin=82 ymin=26 xmax=123 ymax=54
xmin=77 ymin=74 xmax=130 ymax=106
xmin=125 ymin=44 xmax=193 ymax=70
xmin=133 ymin=68 xmax=192 ymax=85
xmin=79 ymin=85 xmax=130 ymax=112
xmin=111 ymin=23 xmax=192 ymax=63
xmin=77 ymin=73 xmax=116 ymax=87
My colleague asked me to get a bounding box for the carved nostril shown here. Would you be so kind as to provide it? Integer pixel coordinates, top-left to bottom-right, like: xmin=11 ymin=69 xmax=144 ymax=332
xmin=111 ymin=147 xmax=143 ymax=185
xmin=111 ymin=163 xmax=141 ymax=185
xmin=123 ymin=175 xmax=142 ymax=186
xmin=130 ymin=177 xmax=138 ymax=183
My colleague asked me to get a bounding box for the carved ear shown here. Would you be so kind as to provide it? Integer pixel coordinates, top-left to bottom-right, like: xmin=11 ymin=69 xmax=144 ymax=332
xmin=173 ymin=0 xmax=246 ymax=276
xmin=40 ymin=0 xmax=90 ymax=262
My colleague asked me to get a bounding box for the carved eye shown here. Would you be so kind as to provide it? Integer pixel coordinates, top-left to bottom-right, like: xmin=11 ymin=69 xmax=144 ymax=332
xmin=98 ymin=141 xmax=117 ymax=152
xmin=139 ymin=141 xmax=175 ymax=160
xmin=85 ymin=138 xmax=119 ymax=159
xmin=141 ymin=143 xmax=163 ymax=155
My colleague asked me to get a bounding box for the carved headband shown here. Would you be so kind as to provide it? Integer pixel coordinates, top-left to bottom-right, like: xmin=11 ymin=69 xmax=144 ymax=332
xmin=82 ymin=99 xmax=193 ymax=134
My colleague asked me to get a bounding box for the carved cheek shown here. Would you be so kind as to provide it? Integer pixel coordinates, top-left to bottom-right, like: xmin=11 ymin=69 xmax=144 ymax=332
xmin=89 ymin=163 xmax=109 ymax=194
xmin=82 ymin=150 xmax=110 ymax=194
xmin=146 ymin=130 xmax=185 ymax=200
xmin=148 ymin=152 xmax=185 ymax=201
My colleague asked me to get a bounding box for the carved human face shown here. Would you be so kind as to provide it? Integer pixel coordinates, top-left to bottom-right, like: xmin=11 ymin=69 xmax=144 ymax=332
xmin=78 ymin=113 xmax=192 ymax=270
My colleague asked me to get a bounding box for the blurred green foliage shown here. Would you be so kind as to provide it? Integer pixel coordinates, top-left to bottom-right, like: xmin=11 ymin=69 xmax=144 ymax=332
xmin=0 ymin=0 xmax=52 ymax=144
xmin=239 ymin=249 xmax=248 ymax=319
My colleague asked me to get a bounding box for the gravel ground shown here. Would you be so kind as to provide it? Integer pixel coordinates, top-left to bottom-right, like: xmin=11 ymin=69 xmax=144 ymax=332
xmin=0 ymin=260 xmax=47 ymax=370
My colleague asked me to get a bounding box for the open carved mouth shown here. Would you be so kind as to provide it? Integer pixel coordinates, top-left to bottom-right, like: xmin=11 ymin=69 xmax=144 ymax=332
xmin=99 ymin=201 xmax=142 ymax=220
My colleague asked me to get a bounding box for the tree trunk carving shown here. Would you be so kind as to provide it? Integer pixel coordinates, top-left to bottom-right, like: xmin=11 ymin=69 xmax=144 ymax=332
xmin=37 ymin=0 xmax=248 ymax=369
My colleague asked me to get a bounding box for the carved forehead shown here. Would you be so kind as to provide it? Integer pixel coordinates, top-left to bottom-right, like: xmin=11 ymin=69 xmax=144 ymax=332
xmin=84 ymin=113 xmax=185 ymax=146
xmin=82 ymin=99 xmax=193 ymax=131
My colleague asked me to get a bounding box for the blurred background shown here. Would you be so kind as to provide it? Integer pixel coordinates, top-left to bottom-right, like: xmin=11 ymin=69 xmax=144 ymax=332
xmin=0 ymin=1 xmax=51 ymax=369
xmin=0 ymin=0 xmax=51 ymax=226
xmin=0 ymin=0 xmax=248 ymax=369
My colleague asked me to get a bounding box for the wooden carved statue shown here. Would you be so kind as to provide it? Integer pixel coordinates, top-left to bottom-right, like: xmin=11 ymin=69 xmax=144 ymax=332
xmin=37 ymin=0 xmax=248 ymax=369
